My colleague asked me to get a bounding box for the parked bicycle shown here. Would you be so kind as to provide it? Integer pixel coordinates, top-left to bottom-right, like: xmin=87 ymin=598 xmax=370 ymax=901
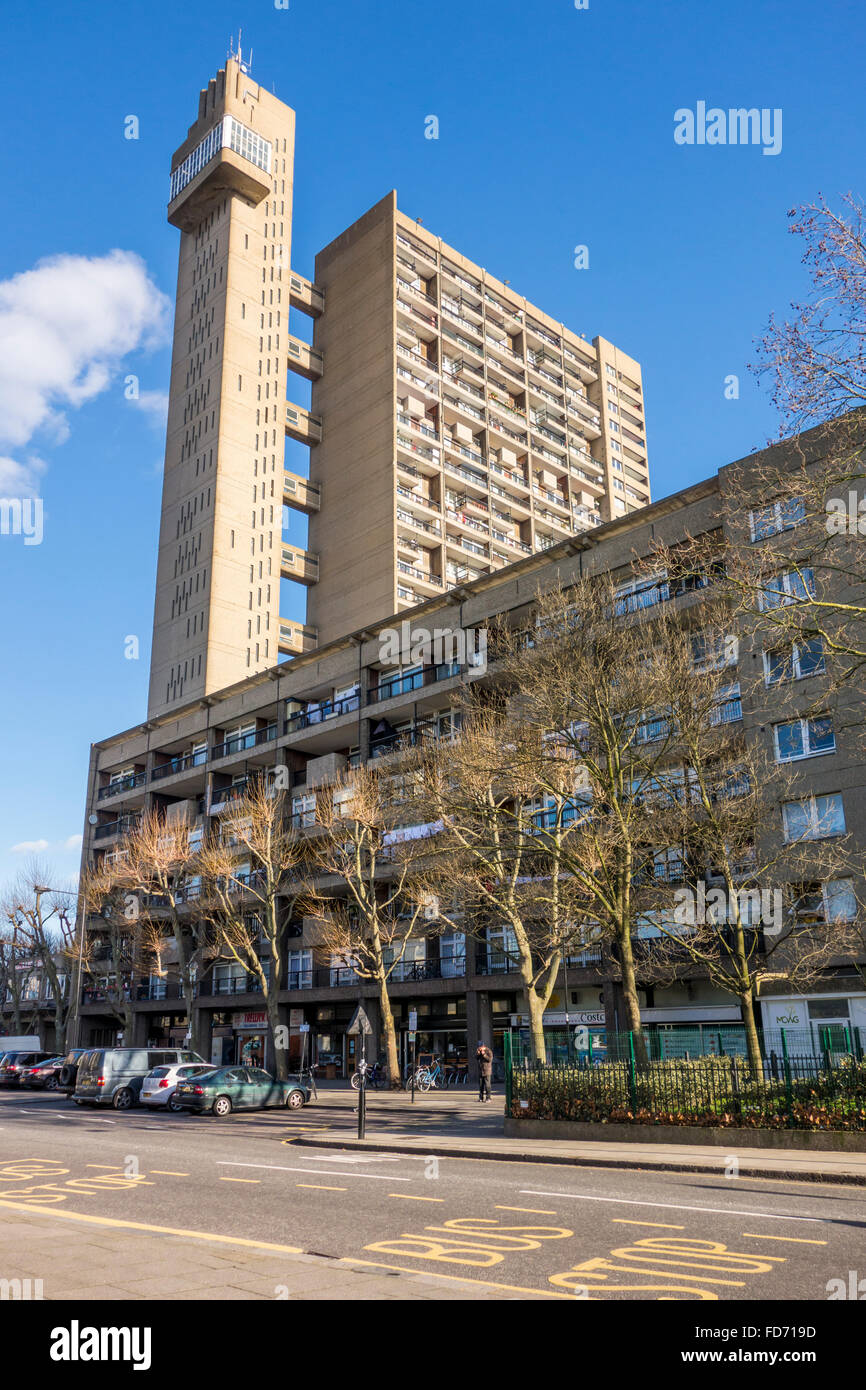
xmin=407 ymin=1057 xmax=444 ymax=1091
xmin=350 ymin=1061 xmax=388 ymax=1090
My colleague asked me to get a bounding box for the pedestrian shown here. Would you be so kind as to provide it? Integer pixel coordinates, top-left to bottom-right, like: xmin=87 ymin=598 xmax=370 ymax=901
xmin=476 ymin=1043 xmax=493 ymax=1102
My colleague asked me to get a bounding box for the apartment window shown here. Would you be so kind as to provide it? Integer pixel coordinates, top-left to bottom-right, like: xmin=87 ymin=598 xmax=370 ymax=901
xmin=613 ymin=572 xmax=669 ymax=614
xmin=606 ymin=364 xmax=616 ymax=377
xmin=287 ymin=949 xmax=312 ymax=989
xmin=484 ymin=926 xmax=518 ymax=972
xmin=291 ymin=794 xmax=315 ymax=828
xmin=774 ymin=715 xmax=835 ymax=762
xmin=782 ymin=793 xmax=845 ymax=842
xmin=690 ymin=630 xmax=735 ymax=672
xmin=759 ymin=568 xmax=815 ymax=611
xmin=790 ymin=879 xmax=857 ymax=924
xmin=763 ymin=638 xmax=825 ymax=685
xmin=749 ymin=496 xmax=806 ymax=542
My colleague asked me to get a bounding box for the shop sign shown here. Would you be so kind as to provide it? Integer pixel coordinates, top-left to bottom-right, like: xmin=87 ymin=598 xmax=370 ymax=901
xmin=232 ymin=1011 xmax=267 ymax=1028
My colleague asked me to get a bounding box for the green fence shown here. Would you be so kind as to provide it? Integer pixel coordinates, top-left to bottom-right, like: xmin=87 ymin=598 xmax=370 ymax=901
xmin=506 ymin=1029 xmax=866 ymax=1131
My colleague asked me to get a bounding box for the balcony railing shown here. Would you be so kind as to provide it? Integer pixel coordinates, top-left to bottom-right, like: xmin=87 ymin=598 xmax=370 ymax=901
xmin=212 ymin=724 xmax=278 ymax=760
xmin=98 ymin=772 xmax=146 ymax=800
xmin=369 ymin=661 xmax=463 ymax=705
xmin=284 ymin=693 xmax=360 ymax=734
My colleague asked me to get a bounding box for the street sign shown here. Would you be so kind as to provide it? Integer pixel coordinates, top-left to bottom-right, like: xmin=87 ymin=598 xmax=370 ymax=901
xmin=408 ymin=1032 xmax=416 ymax=1044
xmin=346 ymin=1003 xmax=374 ymax=1037
xmin=408 ymin=1009 xmax=418 ymax=1031
xmin=299 ymin=1023 xmax=310 ymax=1034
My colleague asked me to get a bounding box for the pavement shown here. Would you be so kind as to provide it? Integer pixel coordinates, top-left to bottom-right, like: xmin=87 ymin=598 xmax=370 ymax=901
xmin=298 ymin=1083 xmax=866 ymax=1185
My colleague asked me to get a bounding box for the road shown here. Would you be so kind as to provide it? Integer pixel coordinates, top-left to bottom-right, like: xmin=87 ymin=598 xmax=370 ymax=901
xmin=0 ymin=1088 xmax=863 ymax=1301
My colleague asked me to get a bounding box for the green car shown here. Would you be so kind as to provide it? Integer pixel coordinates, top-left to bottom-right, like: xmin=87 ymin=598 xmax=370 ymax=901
xmin=174 ymin=1065 xmax=310 ymax=1116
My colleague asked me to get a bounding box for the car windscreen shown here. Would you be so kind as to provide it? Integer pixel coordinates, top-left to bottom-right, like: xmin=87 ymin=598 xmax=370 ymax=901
xmin=147 ymin=1067 xmax=171 ymax=1079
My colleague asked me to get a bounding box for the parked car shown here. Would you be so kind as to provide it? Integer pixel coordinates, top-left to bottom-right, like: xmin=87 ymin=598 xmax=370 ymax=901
xmin=175 ymin=1066 xmax=311 ymax=1116
xmin=0 ymin=1052 xmax=55 ymax=1086
xmin=58 ymin=1048 xmax=90 ymax=1096
xmin=73 ymin=1048 xmax=206 ymax=1109
xmin=20 ymin=1056 xmax=66 ymax=1090
xmin=141 ymin=1062 xmax=216 ymax=1111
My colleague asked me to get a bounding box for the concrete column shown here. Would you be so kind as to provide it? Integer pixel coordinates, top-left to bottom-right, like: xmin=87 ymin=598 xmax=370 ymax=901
xmin=466 ymin=988 xmax=492 ymax=1081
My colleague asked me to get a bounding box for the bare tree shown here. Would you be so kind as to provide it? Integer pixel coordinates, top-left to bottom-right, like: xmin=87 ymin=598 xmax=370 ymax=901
xmin=629 ymin=607 xmax=853 ymax=1073
xmin=413 ymin=704 xmax=586 ymax=1066
xmin=2 ymin=864 xmax=78 ymax=1052
xmin=81 ymin=862 xmax=164 ymax=1043
xmin=195 ymin=781 xmax=305 ymax=1080
xmin=93 ymin=812 xmax=212 ymax=1055
xmin=300 ymin=764 xmax=431 ymax=1088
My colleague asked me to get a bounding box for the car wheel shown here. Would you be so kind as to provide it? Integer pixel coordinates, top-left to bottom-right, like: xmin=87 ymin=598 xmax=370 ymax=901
xmin=112 ymin=1087 xmax=134 ymax=1110
xmin=285 ymin=1089 xmax=305 ymax=1110
xmin=46 ymin=1076 xmax=59 ymax=1091
xmin=167 ymin=1093 xmax=182 ymax=1113
xmin=213 ymin=1094 xmax=232 ymax=1117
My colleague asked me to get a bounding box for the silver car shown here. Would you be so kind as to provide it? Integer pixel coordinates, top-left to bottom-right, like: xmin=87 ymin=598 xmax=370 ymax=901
xmin=141 ymin=1062 xmax=216 ymax=1111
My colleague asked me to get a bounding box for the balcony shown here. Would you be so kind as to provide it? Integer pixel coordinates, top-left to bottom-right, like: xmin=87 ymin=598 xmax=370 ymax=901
xmin=397 ymin=506 xmax=441 ymax=539
xmin=396 ymin=412 xmax=439 ymax=443
xmin=397 ymin=559 xmax=443 ymax=587
xmin=285 ymin=691 xmax=360 ymax=734
xmin=93 ymin=814 xmax=141 ymax=841
xmin=98 ymin=771 xmax=146 ymax=800
xmin=396 ymin=483 xmax=440 ymax=513
xmin=211 ymin=724 xmax=278 ymax=761
xmin=369 ymin=661 xmax=463 ymax=705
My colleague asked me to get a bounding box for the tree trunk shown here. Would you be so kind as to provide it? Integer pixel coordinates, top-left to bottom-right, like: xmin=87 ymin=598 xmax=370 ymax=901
xmin=525 ymin=987 xmax=548 ymax=1065
xmin=740 ymin=988 xmax=764 ymax=1077
xmin=377 ymin=974 xmax=401 ymax=1087
xmin=616 ymin=929 xmax=648 ymax=1066
xmin=264 ymin=987 xmax=287 ymax=1080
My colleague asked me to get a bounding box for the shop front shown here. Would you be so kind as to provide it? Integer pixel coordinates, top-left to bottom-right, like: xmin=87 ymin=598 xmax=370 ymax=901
xmin=395 ymin=996 xmax=468 ymax=1082
xmin=209 ymin=1010 xmax=270 ymax=1068
xmin=761 ymin=992 xmax=866 ymax=1057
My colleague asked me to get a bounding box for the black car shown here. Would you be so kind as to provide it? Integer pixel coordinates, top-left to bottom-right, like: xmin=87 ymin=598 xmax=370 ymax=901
xmin=58 ymin=1049 xmax=89 ymax=1096
xmin=0 ymin=1052 xmax=55 ymax=1086
xmin=20 ymin=1056 xmax=66 ymax=1090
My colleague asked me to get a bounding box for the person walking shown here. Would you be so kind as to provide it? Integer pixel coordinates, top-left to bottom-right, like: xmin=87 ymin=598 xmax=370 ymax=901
xmin=476 ymin=1043 xmax=493 ymax=1102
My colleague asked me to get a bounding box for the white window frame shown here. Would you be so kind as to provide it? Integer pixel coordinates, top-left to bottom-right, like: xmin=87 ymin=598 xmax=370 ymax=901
xmin=749 ymin=496 xmax=806 ymax=542
xmin=759 ymin=568 xmax=815 ymax=611
xmin=773 ymin=715 xmax=836 ymax=763
xmin=782 ymin=793 xmax=846 ymax=843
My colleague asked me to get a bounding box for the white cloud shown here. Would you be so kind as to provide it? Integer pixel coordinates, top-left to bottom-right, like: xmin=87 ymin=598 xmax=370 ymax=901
xmin=130 ymin=388 xmax=169 ymax=428
xmin=0 ymin=250 xmax=170 ymax=476
xmin=64 ymin=834 xmax=83 ymax=852
xmin=0 ymin=454 xmax=46 ymax=497
xmin=11 ymin=839 xmax=50 ymax=854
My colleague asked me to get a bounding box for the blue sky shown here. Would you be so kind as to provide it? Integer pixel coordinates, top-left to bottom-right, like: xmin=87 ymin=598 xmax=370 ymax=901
xmin=0 ymin=0 xmax=863 ymax=895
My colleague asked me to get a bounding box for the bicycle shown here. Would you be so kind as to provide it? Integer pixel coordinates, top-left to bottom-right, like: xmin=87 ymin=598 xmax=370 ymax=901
xmin=350 ymin=1061 xmax=388 ymax=1090
xmin=408 ymin=1057 xmax=444 ymax=1091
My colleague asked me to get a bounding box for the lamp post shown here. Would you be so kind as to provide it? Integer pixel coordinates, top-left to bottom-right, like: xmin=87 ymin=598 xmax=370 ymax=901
xmin=33 ymin=883 xmax=88 ymax=1050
